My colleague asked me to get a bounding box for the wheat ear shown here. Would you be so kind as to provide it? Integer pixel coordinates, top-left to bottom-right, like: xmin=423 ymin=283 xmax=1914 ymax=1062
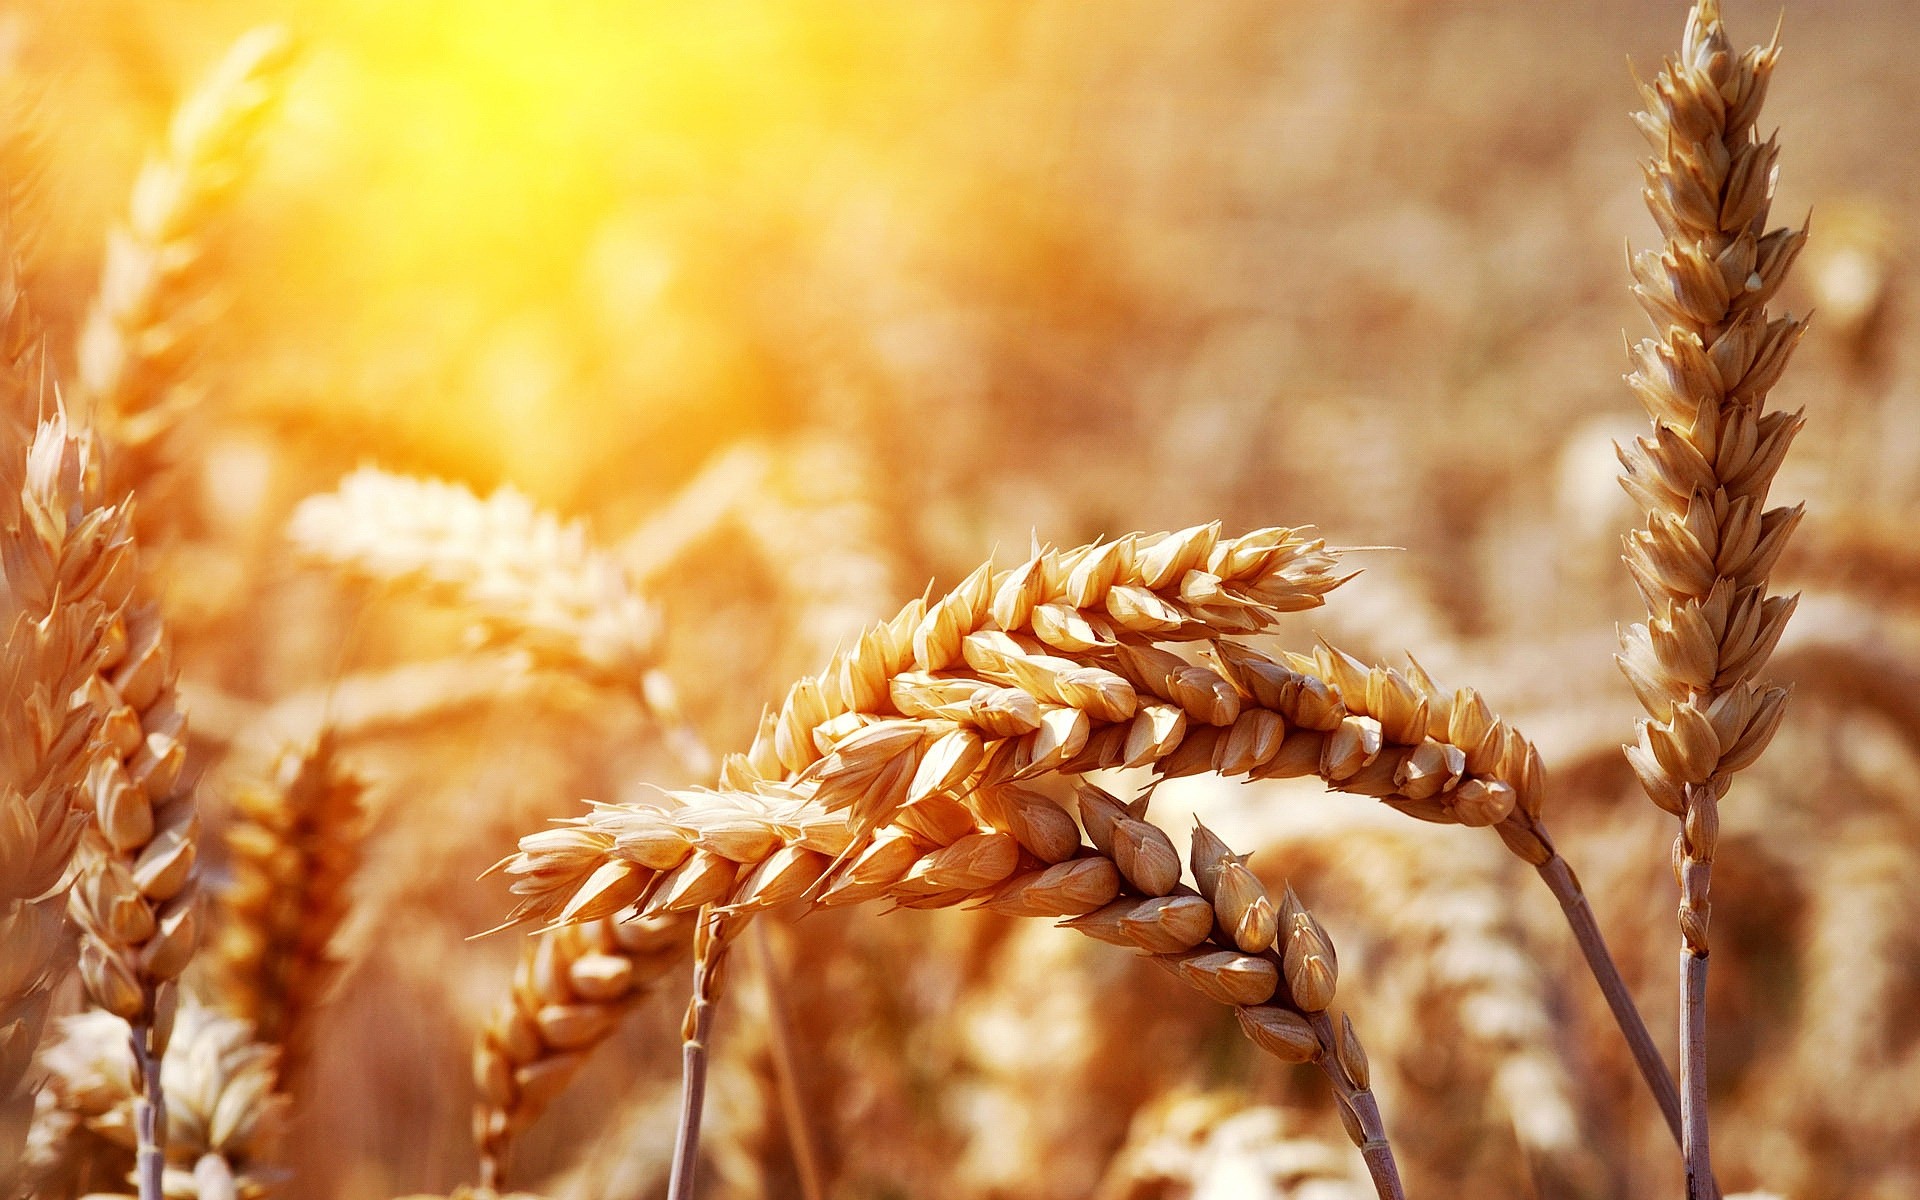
xmin=474 ymin=913 xmax=692 ymax=1189
xmin=31 ymin=1002 xmax=289 ymax=1199
xmin=1 ymin=248 xmax=131 ymax=1192
xmin=509 ymin=775 xmax=1405 ymax=1197
xmin=207 ymin=733 xmax=367 ymax=1092
xmin=289 ymin=467 xmax=708 ymax=773
xmin=77 ymin=26 xmax=293 ymax=518
xmin=17 ymin=412 xmax=206 ymax=1200
xmin=1621 ymin=4 xmax=1807 ymax=1191
xmin=1 ymin=571 xmax=126 ymax=1192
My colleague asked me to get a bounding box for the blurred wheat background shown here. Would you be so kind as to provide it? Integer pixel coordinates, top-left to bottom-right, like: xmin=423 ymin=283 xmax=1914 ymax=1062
xmin=5 ymin=0 xmax=1919 ymax=1198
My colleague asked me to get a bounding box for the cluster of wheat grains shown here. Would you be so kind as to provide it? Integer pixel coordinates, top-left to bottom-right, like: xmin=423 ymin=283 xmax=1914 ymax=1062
xmin=1616 ymin=1 xmax=1809 ymax=1192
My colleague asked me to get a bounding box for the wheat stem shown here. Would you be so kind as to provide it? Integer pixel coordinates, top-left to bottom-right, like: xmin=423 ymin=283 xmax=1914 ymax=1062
xmin=1536 ymin=851 xmax=1681 ymax=1142
xmin=668 ymin=910 xmax=729 ymax=1200
xmin=1682 ymin=895 xmax=1712 ymax=1199
xmin=130 ymin=1021 xmax=164 ymax=1200
xmin=1306 ymin=1011 xmax=1403 ymax=1200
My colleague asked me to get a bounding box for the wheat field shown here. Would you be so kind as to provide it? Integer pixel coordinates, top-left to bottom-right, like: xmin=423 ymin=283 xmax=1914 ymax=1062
xmin=4 ymin=2 xmax=1919 ymax=1198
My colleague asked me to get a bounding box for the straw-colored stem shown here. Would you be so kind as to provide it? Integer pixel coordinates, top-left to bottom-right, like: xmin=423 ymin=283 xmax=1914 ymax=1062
xmin=131 ymin=1019 xmax=165 ymax=1200
xmin=1308 ymin=1012 xmax=1402 ymax=1200
xmin=750 ymin=924 xmax=825 ymax=1200
xmin=1536 ymin=851 xmax=1682 ymax=1143
xmin=1681 ymin=894 xmax=1712 ymax=1199
xmin=668 ymin=912 xmax=728 ymax=1200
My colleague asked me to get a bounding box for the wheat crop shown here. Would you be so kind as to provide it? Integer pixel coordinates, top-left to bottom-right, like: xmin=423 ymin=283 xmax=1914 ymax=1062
xmin=7 ymin=1 xmax=1914 ymax=1197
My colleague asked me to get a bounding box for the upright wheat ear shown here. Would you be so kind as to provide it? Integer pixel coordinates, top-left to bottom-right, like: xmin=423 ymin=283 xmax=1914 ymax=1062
xmin=209 ymin=734 xmax=367 ymax=1092
xmin=1623 ymin=4 xmax=1806 ymax=1192
xmin=78 ymin=26 xmax=293 ymax=518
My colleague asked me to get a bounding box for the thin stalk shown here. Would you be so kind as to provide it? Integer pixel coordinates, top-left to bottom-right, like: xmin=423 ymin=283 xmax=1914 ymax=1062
xmin=1681 ymin=872 xmax=1713 ymax=1200
xmin=1307 ymin=1012 xmax=1404 ymax=1200
xmin=667 ymin=911 xmax=729 ymax=1200
xmin=1536 ymin=852 xmax=1682 ymax=1143
xmin=130 ymin=1019 xmax=165 ymax=1200
xmin=750 ymin=924 xmax=825 ymax=1200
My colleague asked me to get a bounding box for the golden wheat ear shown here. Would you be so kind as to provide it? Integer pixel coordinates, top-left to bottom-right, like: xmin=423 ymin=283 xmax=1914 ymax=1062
xmin=1622 ymin=4 xmax=1808 ymax=1192
xmin=206 ymin=732 xmax=368 ymax=1094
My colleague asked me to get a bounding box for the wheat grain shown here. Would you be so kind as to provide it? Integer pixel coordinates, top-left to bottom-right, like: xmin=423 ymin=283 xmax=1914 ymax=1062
xmin=77 ymin=26 xmax=293 ymax=518
xmin=15 ymin=411 xmax=207 ymax=1200
xmin=207 ymin=733 xmax=367 ymax=1091
xmin=1622 ymin=4 xmax=1808 ymax=1188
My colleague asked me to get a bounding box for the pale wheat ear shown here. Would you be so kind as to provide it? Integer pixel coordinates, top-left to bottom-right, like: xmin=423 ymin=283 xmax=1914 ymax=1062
xmin=472 ymin=914 xmax=692 ymax=1191
xmin=78 ymin=26 xmax=294 ymax=529
xmin=1624 ymin=3 xmax=1808 ymax=1192
xmin=29 ymin=1000 xmax=290 ymax=1197
xmin=206 ymin=732 xmax=368 ymax=1095
xmin=288 ymin=467 xmax=711 ymax=774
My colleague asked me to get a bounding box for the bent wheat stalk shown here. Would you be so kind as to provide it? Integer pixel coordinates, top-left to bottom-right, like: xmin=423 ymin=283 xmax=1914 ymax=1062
xmin=1621 ymin=3 xmax=1807 ymax=1191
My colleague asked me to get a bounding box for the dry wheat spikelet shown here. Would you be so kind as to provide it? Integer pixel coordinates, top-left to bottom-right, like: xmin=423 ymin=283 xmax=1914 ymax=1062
xmin=1253 ymin=809 xmax=1602 ymax=1196
xmin=1 ymin=264 xmax=133 ymax=1191
xmin=499 ymin=637 xmax=1542 ymax=937
xmin=14 ymin=412 xmax=207 ymax=1197
xmin=0 ymin=599 xmax=118 ymax=1187
xmin=28 ymin=1002 xmax=289 ymax=1200
xmin=473 ymin=914 xmax=692 ymax=1190
xmin=3 ymin=412 xmax=141 ymax=1191
xmin=1620 ymin=0 xmax=1804 ymax=964
xmin=77 ymin=26 xmax=293 ymax=514
xmin=206 ymin=733 xmax=367 ymax=1092
xmin=287 ymin=468 xmax=708 ymax=769
xmin=1624 ymin=4 xmax=1807 ymax=1189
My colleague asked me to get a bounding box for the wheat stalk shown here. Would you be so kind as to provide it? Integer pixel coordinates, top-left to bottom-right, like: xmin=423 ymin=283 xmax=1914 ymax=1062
xmin=1621 ymin=4 xmax=1808 ymax=1189
xmin=207 ymin=733 xmax=367 ymax=1092
xmin=77 ymin=26 xmax=293 ymax=521
xmin=473 ymin=913 xmax=692 ymax=1189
